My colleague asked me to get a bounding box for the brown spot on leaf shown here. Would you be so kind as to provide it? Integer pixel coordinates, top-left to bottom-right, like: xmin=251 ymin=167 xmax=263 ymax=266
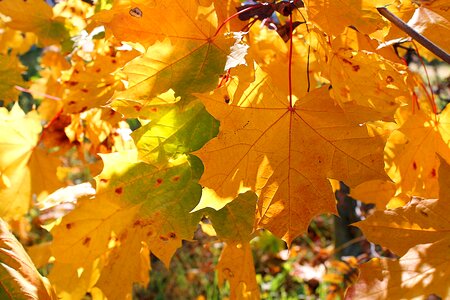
xmin=342 ymin=58 xmax=353 ymax=65
xmin=74 ymin=69 xmax=80 ymax=74
xmin=224 ymin=95 xmax=230 ymax=104
xmin=68 ymin=101 xmax=76 ymax=105
xmin=171 ymin=175 xmax=180 ymax=182
xmin=155 ymin=178 xmax=163 ymax=187
xmin=159 ymin=235 xmax=169 ymax=241
xmin=169 ymin=232 xmax=176 ymax=239
xmin=150 ymin=107 xmax=158 ymax=113
xmin=80 ymin=106 xmax=88 ymax=112
xmin=67 ymin=81 xmax=78 ymax=86
xmin=66 ymin=223 xmax=73 ymax=230
xmin=81 ymin=88 xmax=89 ymax=93
xmin=100 ymin=178 xmax=108 ymax=183
xmin=413 ymin=161 xmax=417 ymax=170
xmin=420 ymin=210 xmax=429 ymax=217
xmin=223 ymin=268 xmax=234 ymax=278
xmin=352 ymin=65 xmax=360 ymax=72
xmin=111 ymin=59 xmax=117 ymax=64
xmin=82 ymin=237 xmax=91 ymax=246
xmin=129 ymin=7 xmax=143 ymax=18
xmin=120 ymin=230 xmax=128 ymax=241
xmin=431 ymin=168 xmax=436 ymax=178
xmin=115 ymin=187 xmax=123 ymax=194
xmin=386 ymin=76 xmax=394 ymax=83
xmin=134 ymin=105 xmax=142 ymax=111
xmin=147 ymin=231 xmax=153 ymax=236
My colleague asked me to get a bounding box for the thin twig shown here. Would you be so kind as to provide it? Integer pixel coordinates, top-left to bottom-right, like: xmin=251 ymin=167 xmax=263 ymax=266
xmin=15 ymin=85 xmax=61 ymax=101
xmin=377 ymin=7 xmax=450 ymax=64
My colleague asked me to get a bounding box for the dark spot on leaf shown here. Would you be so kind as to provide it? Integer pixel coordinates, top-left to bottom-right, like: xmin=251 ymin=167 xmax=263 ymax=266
xmin=68 ymin=101 xmax=76 ymax=105
xmin=150 ymin=107 xmax=158 ymax=112
xmin=67 ymin=81 xmax=78 ymax=86
xmin=223 ymin=268 xmax=234 ymax=277
xmin=100 ymin=178 xmax=108 ymax=183
xmin=111 ymin=59 xmax=117 ymax=64
xmin=386 ymin=75 xmax=394 ymax=83
xmin=81 ymin=88 xmax=89 ymax=93
xmin=80 ymin=106 xmax=88 ymax=112
xmin=155 ymin=178 xmax=163 ymax=187
xmin=413 ymin=161 xmax=417 ymax=170
xmin=66 ymin=223 xmax=73 ymax=230
xmin=133 ymin=220 xmax=141 ymax=227
xmin=70 ymin=7 xmax=76 ymax=13
xmin=352 ymin=65 xmax=360 ymax=72
xmin=169 ymin=232 xmax=176 ymax=239
xmin=224 ymin=95 xmax=230 ymax=104
xmin=147 ymin=231 xmax=153 ymax=236
xmin=342 ymin=58 xmax=352 ymax=65
xmin=120 ymin=230 xmax=128 ymax=241
xmin=420 ymin=210 xmax=428 ymax=217
xmin=431 ymin=168 xmax=436 ymax=177
xmin=159 ymin=235 xmax=169 ymax=241
xmin=171 ymin=175 xmax=180 ymax=182
xmin=82 ymin=237 xmax=91 ymax=246
xmin=109 ymin=110 xmax=116 ymax=115
xmin=95 ymin=68 xmax=101 ymax=73
xmin=115 ymin=187 xmax=123 ymax=194
xmin=134 ymin=105 xmax=142 ymax=111
xmin=74 ymin=69 xmax=80 ymax=74
xmin=389 ymin=101 xmax=396 ymax=106
xmin=129 ymin=7 xmax=143 ymax=18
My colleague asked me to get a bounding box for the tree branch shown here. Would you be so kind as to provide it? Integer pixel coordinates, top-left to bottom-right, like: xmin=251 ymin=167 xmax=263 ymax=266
xmin=377 ymin=7 xmax=450 ymax=64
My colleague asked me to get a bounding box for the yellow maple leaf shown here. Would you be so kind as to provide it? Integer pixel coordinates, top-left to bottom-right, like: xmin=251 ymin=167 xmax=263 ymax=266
xmin=93 ymin=0 xmax=218 ymax=48
xmin=217 ymin=243 xmax=260 ymax=300
xmin=61 ymin=55 xmax=125 ymax=114
xmin=305 ymin=0 xmax=391 ymax=37
xmin=194 ymin=65 xmax=388 ymax=244
xmin=352 ymin=157 xmax=450 ymax=299
xmin=385 ymin=107 xmax=450 ymax=198
xmin=349 ymin=179 xmax=396 ymax=208
xmin=96 ymin=0 xmax=230 ymax=108
xmin=0 ymin=0 xmax=69 ymax=46
xmin=0 ymin=53 xmax=27 ymax=104
xmin=0 ymin=19 xmax=36 ymax=55
xmin=327 ymin=32 xmax=412 ymax=119
xmin=0 ymin=105 xmax=40 ymax=219
xmin=50 ymin=151 xmax=203 ymax=298
xmin=29 ymin=148 xmax=64 ymax=202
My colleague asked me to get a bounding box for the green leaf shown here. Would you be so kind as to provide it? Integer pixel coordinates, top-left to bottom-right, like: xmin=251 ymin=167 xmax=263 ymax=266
xmin=132 ymin=100 xmax=219 ymax=163
xmin=203 ymin=191 xmax=257 ymax=243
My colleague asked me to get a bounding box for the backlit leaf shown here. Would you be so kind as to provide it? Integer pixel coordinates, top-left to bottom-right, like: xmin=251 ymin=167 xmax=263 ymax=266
xmin=353 ymin=158 xmax=450 ymax=299
xmin=50 ymin=151 xmax=203 ymax=298
xmin=195 ymin=66 xmax=388 ymax=244
xmin=0 ymin=0 xmax=70 ymax=46
xmin=0 ymin=218 xmax=56 ymax=300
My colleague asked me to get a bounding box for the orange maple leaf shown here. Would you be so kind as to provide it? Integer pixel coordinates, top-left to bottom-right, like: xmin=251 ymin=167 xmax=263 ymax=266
xmin=195 ymin=65 xmax=388 ymax=244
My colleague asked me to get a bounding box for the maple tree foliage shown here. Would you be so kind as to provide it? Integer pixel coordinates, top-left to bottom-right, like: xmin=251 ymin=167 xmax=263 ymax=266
xmin=0 ymin=0 xmax=449 ymax=299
